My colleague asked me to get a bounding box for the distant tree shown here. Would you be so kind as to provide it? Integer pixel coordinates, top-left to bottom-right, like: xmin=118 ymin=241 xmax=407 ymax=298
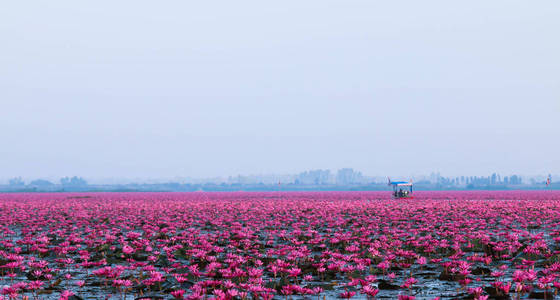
xmin=30 ymin=179 xmax=54 ymax=187
xmin=8 ymin=177 xmax=25 ymax=186
xmin=60 ymin=176 xmax=88 ymax=187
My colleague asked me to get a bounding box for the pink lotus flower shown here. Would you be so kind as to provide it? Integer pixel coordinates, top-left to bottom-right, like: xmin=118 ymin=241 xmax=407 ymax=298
xmin=287 ymin=267 xmax=302 ymax=277
xmin=59 ymin=290 xmax=74 ymax=300
xmin=122 ymin=245 xmax=134 ymax=255
xmin=402 ymin=277 xmax=418 ymax=289
xmin=362 ymin=285 xmax=379 ymax=297
xmin=339 ymin=290 xmax=356 ymax=298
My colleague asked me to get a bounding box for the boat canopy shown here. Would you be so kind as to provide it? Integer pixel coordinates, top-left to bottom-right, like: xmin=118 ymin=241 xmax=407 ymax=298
xmin=390 ymin=181 xmax=412 ymax=186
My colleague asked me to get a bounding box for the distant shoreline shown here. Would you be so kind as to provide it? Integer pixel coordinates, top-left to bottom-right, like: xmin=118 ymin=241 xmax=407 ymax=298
xmin=0 ymin=185 xmax=557 ymax=193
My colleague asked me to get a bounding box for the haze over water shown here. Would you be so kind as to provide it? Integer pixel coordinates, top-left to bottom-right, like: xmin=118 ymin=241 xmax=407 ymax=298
xmin=0 ymin=1 xmax=558 ymax=181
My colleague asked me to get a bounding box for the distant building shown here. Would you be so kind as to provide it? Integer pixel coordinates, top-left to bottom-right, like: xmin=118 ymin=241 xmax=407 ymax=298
xmin=295 ymin=169 xmax=331 ymax=185
xmin=336 ymin=168 xmax=365 ymax=185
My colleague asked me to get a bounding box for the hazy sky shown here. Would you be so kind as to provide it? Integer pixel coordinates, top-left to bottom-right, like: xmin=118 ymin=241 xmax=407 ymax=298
xmin=1 ymin=1 xmax=559 ymax=182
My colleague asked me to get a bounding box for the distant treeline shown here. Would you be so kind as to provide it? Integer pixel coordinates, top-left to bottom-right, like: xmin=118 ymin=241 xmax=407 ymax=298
xmin=0 ymin=178 xmax=556 ymax=193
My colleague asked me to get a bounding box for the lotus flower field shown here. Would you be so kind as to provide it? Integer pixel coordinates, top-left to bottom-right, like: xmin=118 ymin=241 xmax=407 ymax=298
xmin=2 ymin=191 xmax=560 ymax=299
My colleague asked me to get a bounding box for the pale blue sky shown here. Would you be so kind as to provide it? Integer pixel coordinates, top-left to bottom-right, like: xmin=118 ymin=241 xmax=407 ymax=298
xmin=0 ymin=1 xmax=558 ymax=181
